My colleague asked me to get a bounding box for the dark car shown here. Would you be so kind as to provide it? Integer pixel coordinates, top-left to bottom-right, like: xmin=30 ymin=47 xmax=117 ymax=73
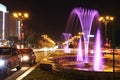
xmin=18 ymin=48 xmax=36 ymax=66
xmin=0 ymin=46 xmax=21 ymax=77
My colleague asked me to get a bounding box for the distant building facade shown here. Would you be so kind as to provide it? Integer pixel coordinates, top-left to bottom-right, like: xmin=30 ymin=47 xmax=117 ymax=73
xmin=5 ymin=13 xmax=18 ymax=40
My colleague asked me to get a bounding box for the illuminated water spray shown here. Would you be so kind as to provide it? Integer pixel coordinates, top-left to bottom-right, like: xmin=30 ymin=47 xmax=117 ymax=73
xmin=76 ymin=38 xmax=83 ymax=62
xmin=93 ymin=29 xmax=104 ymax=71
xmin=62 ymin=33 xmax=71 ymax=53
xmin=66 ymin=7 xmax=99 ymax=63
xmin=77 ymin=8 xmax=98 ymax=63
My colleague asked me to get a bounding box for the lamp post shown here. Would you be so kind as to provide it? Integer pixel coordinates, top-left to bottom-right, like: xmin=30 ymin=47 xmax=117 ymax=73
xmin=99 ymin=16 xmax=114 ymax=48
xmin=99 ymin=16 xmax=115 ymax=80
xmin=13 ymin=12 xmax=29 ymax=48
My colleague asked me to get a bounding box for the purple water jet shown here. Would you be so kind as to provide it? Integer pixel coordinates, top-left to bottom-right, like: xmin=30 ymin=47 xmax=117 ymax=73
xmin=93 ymin=29 xmax=104 ymax=71
xmin=62 ymin=33 xmax=71 ymax=53
xmin=76 ymin=38 xmax=83 ymax=62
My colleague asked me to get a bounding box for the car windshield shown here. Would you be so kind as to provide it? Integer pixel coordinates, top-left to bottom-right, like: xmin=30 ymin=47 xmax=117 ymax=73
xmin=0 ymin=47 xmax=11 ymax=55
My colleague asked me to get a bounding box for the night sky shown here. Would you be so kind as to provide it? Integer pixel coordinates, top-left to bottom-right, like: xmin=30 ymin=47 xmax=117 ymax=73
xmin=0 ymin=0 xmax=120 ymax=45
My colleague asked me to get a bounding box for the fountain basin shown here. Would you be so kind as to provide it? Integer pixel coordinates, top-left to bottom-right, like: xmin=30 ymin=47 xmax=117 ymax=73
xmin=40 ymin=55 xmax=120 ymax=80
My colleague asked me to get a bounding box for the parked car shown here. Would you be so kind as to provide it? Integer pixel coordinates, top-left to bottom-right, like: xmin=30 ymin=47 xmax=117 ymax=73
xmin=0 ymin=46 xmax=21 ymax=77
xmin=18 ymin=48 xmax=36 ymax=66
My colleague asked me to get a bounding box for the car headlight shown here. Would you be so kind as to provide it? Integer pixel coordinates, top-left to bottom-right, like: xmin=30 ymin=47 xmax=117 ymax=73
xmin=22 ymin=55 xmax=29 ymax=61
xmin=0 ymin=59 xmax=5 ymax=67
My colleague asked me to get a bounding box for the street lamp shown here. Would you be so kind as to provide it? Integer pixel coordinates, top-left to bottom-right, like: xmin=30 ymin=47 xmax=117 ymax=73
xmin=13 ymin=12 xmax=29 ymax=48
xmin=99 ymin=16 xmax=114 ymax=48
xmin=99 ymin=16 xmax=115 ymax=80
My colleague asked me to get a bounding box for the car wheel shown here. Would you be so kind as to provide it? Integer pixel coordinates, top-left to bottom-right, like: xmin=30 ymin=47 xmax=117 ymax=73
xmin=33 ymin=59 xmax=36 ymax=64
xmin=29 ymin=59 xmax=36 ymax=66
xmin=16 ymin=62 xmax=21 ymax=70
xmin=16 ymin=65 xmax=21 ymax=70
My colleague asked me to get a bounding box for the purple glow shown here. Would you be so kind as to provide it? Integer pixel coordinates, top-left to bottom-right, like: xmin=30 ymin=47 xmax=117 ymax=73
xmin=93 ymin=29 xmax=104 ymax=71
xmin=64 ymin=44 xmax=70 ymax=53
xmin=62 ymin=33 xmax=71 ymax=53
xmin=66 ymin=8 xmax=98 ymax=63
xmin=77 ymin=8 xmax=98 ymax=63
xmin=76 ymin=38 xmax=83 ymax=62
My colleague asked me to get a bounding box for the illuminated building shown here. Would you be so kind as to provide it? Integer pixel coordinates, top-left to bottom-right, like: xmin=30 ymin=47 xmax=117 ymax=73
xmin=0 ymin=3 xmax=18 ymax=42
xmin=0 ymin=3 xmax=7 ymax=40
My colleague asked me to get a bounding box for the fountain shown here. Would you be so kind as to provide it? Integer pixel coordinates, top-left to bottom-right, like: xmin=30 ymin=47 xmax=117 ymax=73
xmin=65 ymin=7 xmax=99 ymax=63
xmin=57 ymin=7 xmax=120 ymax=79
xmin=62 ymin=33 xmax=72 ymax=53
